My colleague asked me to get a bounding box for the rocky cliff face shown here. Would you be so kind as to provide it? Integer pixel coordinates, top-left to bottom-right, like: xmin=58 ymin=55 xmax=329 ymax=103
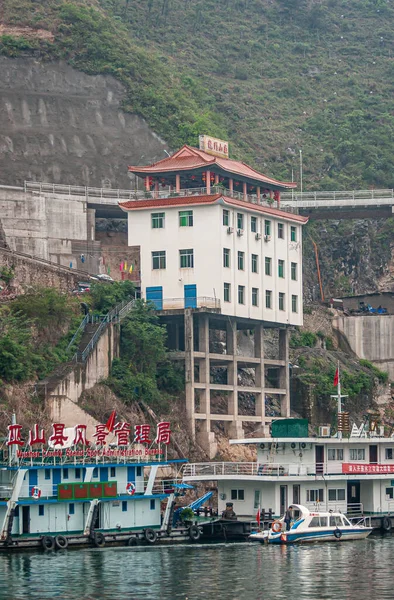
xmin=0 ymin=57 xmax=169 ymax=188
xmin=303 ymin=218 xmax=394 ymax=301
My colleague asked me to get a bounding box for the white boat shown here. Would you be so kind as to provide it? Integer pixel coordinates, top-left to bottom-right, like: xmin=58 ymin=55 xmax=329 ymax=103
xmin=249 ymin=504 xmax=373 ymax=544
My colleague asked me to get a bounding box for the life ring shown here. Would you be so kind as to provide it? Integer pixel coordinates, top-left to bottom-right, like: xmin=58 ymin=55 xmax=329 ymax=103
xmin=126 ymin=482 xmax=135 ymax=496
xmin=382 ymin=517 xmax=391 ymax=532
xmin=55 ymin=535 xmax=68 ymax=550
xmin=272 ymin=521 xmax=283 ymax=533
xmin=41 ymin=535 xmax=55 ymax=550
xmin=31 ymin=486 xmax=41 ymax=500
xmin=334 ymin=529 xmax=342 ymax=539
xmin=93 ymin=532 xmax=105 ymax=548
xmin=144 ymin=528 xmax=158 ymax=544
xmin=188 ymin=525 xmax=201 ymax=542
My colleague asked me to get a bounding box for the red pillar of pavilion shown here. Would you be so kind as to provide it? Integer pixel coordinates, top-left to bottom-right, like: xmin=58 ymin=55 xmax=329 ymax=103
xmin=206 ymin=170 xmax=211 ymax=194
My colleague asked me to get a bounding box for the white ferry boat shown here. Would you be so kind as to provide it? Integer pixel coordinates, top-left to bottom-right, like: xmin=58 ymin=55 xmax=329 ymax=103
xmin=183 ymin=419 xmax=394 ymax=531
xmin=0 ymin=417 xmax=189 ymax=550
xmin=249 ymin=504 xmax=373 ymax=544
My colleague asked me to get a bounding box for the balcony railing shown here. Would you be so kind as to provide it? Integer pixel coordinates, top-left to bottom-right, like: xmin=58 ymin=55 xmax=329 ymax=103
xmin=182 ymin=461 xmax=393 ymax=478
xmin=156 ymin=297 xmax=221 ymax=311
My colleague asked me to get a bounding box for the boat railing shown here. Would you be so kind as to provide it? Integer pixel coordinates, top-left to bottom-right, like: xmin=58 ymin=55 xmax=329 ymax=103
xmin=183 ymin=461 xmax=349 ymax=478
xmin=346 ymin=503 xmax=364 ymax=516
xmin=183 ymin=462 xmax=259 ymax=477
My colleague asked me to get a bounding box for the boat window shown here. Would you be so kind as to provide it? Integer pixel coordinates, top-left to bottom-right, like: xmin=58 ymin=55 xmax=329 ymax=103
xmin=309 ymin=517 xmax=320 ymax=528
xmin=330 ymin=515 xmax=343 ymax=527
xmin=319 ymin=517 xmax=328 ymax=527
xmin=136 ymin=467 xmax=142 ymax=477
xmin=342 ymin=516 xmax=351 ymax=526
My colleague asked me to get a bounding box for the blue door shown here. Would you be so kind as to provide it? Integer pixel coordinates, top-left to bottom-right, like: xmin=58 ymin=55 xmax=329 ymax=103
xmin=184 ymin=284 xmax=197 ymax=309
xmin=28 ymin=470 xmax=38 ymax=496
xmin=53 ymin=469 xmax=61 ymax=497
xmin=146 ymin=286 xmax=163 ymax=310
xmin=100 ymin=467 xmax=108 ymax=482
xmin=127 ymin=467 xmax=135 ymax=485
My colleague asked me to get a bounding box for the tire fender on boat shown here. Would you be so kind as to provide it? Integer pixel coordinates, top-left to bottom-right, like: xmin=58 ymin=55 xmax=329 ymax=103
xmin=188 ymin=525 xmax=201 ymax=542
xmin=55 ymin=535 xmax=68 ymax=550
xmin=334 ymin=529 xmax=342 ymax=539
xmin=144 ymin=528 xmax=158 ymax=544
xmin=93 ymin=532 xmax=106 ymax=548
xmin=127 ymin=537 xmax=139 ymax=547
xmin=41 ymin=535 xmax=55 ymax=550
xmin=382 ymin=517 xmax=391 ymax=532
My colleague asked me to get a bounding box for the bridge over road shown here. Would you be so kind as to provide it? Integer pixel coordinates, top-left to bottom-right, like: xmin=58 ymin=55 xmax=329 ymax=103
xmin=20 ymin=182 xmax=394 ymax=220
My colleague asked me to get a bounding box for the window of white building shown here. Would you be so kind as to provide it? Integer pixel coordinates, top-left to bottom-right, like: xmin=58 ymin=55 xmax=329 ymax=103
xmin=231 ymin=489 xmax=245 ymax=501
xmin=278 ymin=259 xmax=285 ymax=278
xmin=237 ymin=213 xmax=244 ymax=230
xmin=349 ymin=449 xmax=365 ymax=461
xmin=151 ymin=212 xmax=165 ymax=229
xmin=251 ymin=254 xmax=258 ymax=273
xmin=266 ymin=290 xmax=272 ymax=309
xmin=328 ymin=449 xmax=344 ymax=461
xmin=264 ymin=220 xmax=271 ymax=236
xmin=223 ymin=209 xmax=230 ymax=226
xmin=238 ymin=285 xmax=245 ymax=304
xmin=385 ymin=448 xmax=393 ymax=460
xmin=278 ymin=223 xmax=284 ymax=239
xmin=279 ymin=292 xmax=285 ymax=311
xmin=179 ymin=210 xmax=193 ymax=227
xmin=224 ymin=283 xmax=231 ymax=302
xmin=386 ymin=488 xmax=394 ymax=499
xmin=328 ymin=489 xmax=346 ymax=502
xmin=291 ymin=226 xmax=297 ymax=242
xmin=291 ymin=262 xmax=297 ymax=281
xmin=179 ymin=249 xmax=194 ymax=268
xmin=251 ymin=216 xmax=257 ymax=233
xmin=291 ymin=295 xmax=298 ymax=313
xmin=152 ymin=251 xmax=166 ymax=270
xmin=238 ymin=251 xmax=244 ymax=270
xmin=252 ymin=288 xmax=259 ymax=307
xmin=265 ymin=257 xmax=272 ymax=276
xmin=223 ymin=248 xmax=230 ymax=268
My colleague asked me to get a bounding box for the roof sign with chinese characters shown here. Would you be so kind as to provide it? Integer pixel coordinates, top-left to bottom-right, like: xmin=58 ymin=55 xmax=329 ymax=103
xmin=199 ymin=135 xmax=229 ymax=159
xmin=6 ymin=420 xmax=172 ymax=462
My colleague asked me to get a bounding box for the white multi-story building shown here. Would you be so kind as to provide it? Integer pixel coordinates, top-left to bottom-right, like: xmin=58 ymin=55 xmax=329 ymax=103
xmin=120 ymin=141 xmax=308 ymax=456
xmin=120 ymin=194 xmax=305 ymax=326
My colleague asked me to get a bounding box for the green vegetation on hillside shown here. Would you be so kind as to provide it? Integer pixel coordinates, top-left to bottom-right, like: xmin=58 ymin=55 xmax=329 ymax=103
xmin=1 ymin=0 xmax=394 ymax=188
xmin=0 ymin=288 xmax=81 ymax=383
xmin=106 ymin=300 xmax=184 ymax=411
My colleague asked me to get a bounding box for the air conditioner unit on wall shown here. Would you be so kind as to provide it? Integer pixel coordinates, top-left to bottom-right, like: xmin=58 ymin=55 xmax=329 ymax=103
xmin=264 ymin=235 xmax=271 ymax=242
xmin=319 ymin=426 xmax=331 ymax=437
xmin=227 ymin=226 xmax=234 ymax=234
xmin=255 ymin=233 xmax=262 ymax=240
xmin=237 ymin=229 xmax=244 ymax=236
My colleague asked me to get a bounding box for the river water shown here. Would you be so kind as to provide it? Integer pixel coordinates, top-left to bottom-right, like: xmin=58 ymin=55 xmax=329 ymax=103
xmin=0 ymin=536 xmax=393 ymax=600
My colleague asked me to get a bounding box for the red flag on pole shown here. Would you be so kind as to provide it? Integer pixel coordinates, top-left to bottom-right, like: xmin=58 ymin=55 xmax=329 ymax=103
xmin=256 ymin=510 xmax=261 ymax=529
xmin=333 ymin=368 xmax=339 ymax=387
xmin=105 ymin=410 xmax=116 ymax=433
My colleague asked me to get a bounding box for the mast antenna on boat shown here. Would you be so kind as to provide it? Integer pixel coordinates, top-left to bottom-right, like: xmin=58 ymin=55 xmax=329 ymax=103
xmin=330 ymin=362 xmax=348 ymax=439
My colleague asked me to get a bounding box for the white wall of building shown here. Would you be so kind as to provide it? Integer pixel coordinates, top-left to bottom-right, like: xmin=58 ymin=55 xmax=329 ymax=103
xmin=127 ymin=198 xmax=304 ymax=325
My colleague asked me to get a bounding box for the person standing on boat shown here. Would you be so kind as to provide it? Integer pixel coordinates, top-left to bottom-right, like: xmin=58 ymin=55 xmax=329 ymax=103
xmin=284 ymin=506 xmax=292 ymax=531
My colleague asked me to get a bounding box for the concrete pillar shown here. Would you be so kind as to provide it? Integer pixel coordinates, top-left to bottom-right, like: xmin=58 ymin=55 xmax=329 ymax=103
xmin=154 ymin=181 xmax=159 ymax=198
xmin=145 ymin=176 xmax=150 ymax=191
xmin=229 ymin=178 xmax=233 ymax=194
xmin=254 ymin=324 xmax=265 ymax=419
xmin=198 ymin=314 xmax=210 ymax=415
xmin=206 ymin=170 xmax=211 ymax=194
xmin=175 ymin=174 xmax=181 ymax=193
xmin=256 ymin=186 xmax=261 ymax=203
xmin=214 ymin=173 xmax=219 ymax=185
xmin=226 ymin=319 xmax=238 ymax=420
xmin=184 ymin=309 xmax=194 ymax=430
xmin=279 ymin=328 xmax=290 ymax=416
xmin=243 ymin=182 xmax=247 ymax=201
